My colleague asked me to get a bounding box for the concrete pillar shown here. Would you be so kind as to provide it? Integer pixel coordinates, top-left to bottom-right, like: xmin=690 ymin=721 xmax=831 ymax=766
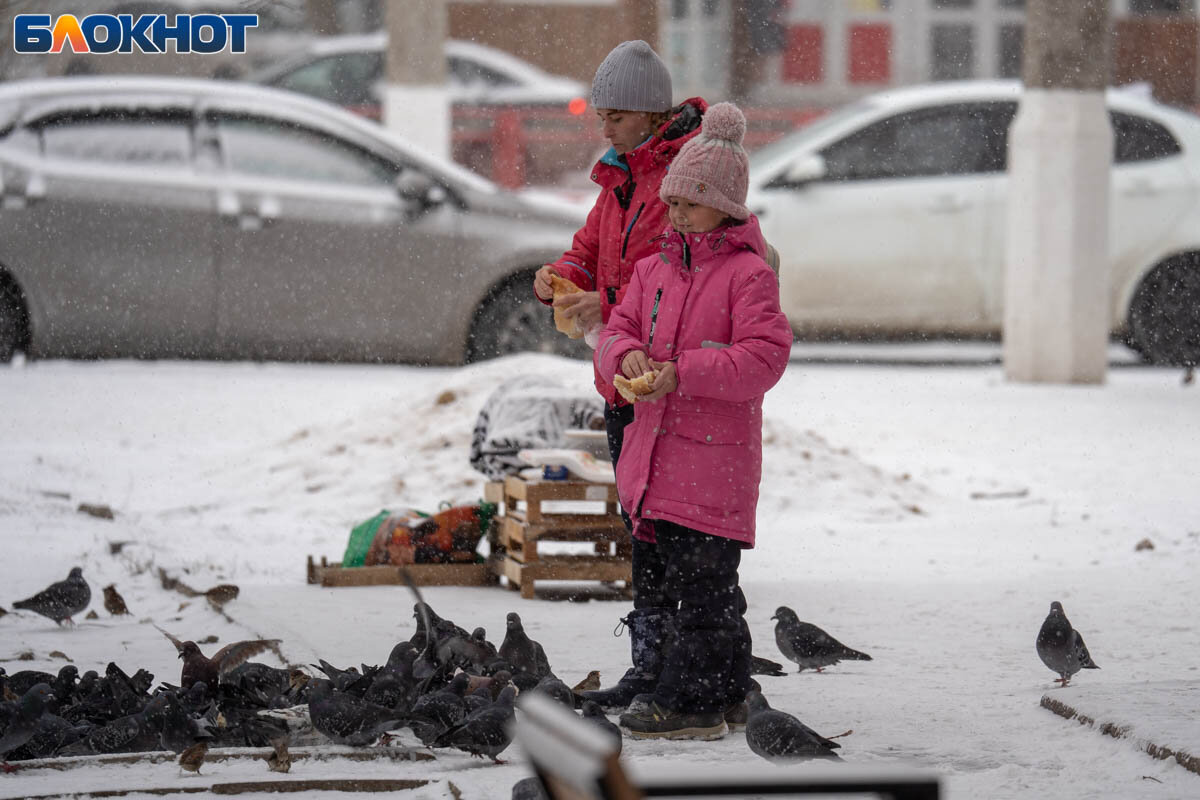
xmin=382 ymin=0 xmax=449 ymax=161
xmin=1003 ymin=0 xmax=1111 ymax=384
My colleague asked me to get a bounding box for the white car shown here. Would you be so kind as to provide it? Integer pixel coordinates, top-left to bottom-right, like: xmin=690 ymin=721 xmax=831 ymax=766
xmin=748 ymin=80 xmax=1200 ymax=366
xmin=248 ymin=33 xmax=588 ymax=119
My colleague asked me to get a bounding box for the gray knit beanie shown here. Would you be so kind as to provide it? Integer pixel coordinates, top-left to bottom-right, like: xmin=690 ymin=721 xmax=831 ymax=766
xmin=591 ymin=40 xmax=672 ymax=112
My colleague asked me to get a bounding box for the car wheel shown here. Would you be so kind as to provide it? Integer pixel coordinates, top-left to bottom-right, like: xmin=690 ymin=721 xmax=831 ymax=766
xmin=0 ymin=282 xmax=26 ymax=363
xmin=466 ymin=276 xmax=592 ymax=363
xmin=1128 ymin=255 xmax=1200 ymax=367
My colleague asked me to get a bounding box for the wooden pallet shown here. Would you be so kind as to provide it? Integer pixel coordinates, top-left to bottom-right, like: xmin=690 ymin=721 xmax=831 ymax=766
xmin=497 ymin=475 xmax=631 ymax=598
xmin=305 ymin=555 xmax=498 ymax=588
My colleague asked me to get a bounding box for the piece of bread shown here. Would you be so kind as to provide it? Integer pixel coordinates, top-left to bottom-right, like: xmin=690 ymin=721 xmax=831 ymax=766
xmin=550 ymin=274 xmax=585 ymax=339
xmin=613 ymin=372 xmax=656 ymax=404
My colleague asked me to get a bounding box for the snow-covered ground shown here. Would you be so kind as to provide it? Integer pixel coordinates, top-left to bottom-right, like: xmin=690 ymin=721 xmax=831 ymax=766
xmin=2 ymin=350 xmax=1198 ymax=799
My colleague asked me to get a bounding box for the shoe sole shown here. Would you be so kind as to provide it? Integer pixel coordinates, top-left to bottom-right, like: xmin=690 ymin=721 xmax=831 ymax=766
xmin=621 ymin=721 xmax=729 ymax=741
xmin=725 ymin=721 xmax=746 ymax=733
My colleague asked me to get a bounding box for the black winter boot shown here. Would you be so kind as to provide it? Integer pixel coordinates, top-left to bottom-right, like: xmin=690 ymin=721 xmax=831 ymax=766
xmin=580 ymin=608 xmax=671 ymax=712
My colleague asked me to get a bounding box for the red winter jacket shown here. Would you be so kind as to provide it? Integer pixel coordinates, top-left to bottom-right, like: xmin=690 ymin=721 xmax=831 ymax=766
xmin=544 ymin=98 xmax=707 ymax=406
xmin=594 ymin=216 xmax=793 ymax=547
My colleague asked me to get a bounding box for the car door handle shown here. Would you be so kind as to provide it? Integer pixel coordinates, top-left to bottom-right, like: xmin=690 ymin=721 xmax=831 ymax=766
xmin=217 ymin=191 xmax=278 ymax=230
xmin=926 ymin=195 xmax=968 ymax=214
xmin=1 ymin=173 xmax=46 ymax=208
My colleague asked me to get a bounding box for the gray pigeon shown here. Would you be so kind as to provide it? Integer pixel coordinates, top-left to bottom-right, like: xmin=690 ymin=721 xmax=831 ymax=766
xmin=772 ymin=607 xmax=872 ymax=673
xmin=499 ymin=613 xmax=552 ymax=690
xmin=512 ymin=776 xmax=550 ymax=800
xmin=307 ymin=679 xmax=405 ymax=746
xmin=13 ymin=567 xmax=91 ymax=625
xmin=1037 ymin=601 xmax=1100 ymax=687
xmin=532 ymin=674 xmax=575 ymax=708
xmin=434 ymin=684 xmax=516 ymax=762
xmin=0 ymin=684 xmax=54 ymax=762
xmin=581 ymin=701 xmax=622 ymax=755
xmin=744 ymin=690 xmax=842 ymax=762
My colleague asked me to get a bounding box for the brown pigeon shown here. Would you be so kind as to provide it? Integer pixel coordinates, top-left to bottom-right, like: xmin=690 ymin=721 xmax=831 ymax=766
xmin=156 ymin=626 xmax=280 ymax=690
xmin=103 ymin=585 xmax=130 ymax=616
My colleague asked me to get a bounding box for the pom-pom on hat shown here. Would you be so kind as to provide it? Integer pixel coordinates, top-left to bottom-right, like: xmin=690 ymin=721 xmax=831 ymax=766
xmin=659 ymin=102 xmax=750 ymax=220
xmin=591 ymin=40 xmax=672 ymax=113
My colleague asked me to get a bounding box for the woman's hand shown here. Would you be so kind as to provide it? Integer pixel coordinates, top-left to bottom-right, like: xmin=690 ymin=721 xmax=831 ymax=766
xmin=641 ymin=360 xmax=677 ymax=402
xmin=555 ymin=291 xmax=603 ymax=330
xmin=621 ymin=349 xmax=653 ymax=379
xmin=533 ymin=265 xmax=558 ymax=301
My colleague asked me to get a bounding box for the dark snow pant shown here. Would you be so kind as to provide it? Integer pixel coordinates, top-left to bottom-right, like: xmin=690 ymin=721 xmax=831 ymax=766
xmin=637 ymin=520 xmax=751 ymax=714
xmin=604 ymin=402 xmax=635 ymax=532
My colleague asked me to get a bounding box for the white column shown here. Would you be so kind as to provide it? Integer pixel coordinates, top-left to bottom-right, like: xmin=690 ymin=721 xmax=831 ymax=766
xmin=1003 ymin=0 xmax=1110 ymax=384
xmin=1003 ymin=90 xmax=1112 ymax=383
xmin=382 ymin=0 xmax=450 ymax=161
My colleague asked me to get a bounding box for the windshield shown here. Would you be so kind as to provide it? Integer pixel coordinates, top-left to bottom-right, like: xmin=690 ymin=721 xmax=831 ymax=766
xmin=750 ymin=98 xmax=878 ymax=171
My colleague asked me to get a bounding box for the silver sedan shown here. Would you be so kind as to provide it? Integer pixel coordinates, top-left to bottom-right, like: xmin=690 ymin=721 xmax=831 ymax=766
xmin=0 ymin=76 xmax=585 ymax=364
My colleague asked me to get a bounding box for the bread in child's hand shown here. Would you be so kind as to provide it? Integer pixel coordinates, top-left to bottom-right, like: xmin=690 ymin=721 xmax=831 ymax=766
xmin=550 ymin=275 xmax=585 ymax=339
xmin=613 ymin=372 xmax=656 ymax=404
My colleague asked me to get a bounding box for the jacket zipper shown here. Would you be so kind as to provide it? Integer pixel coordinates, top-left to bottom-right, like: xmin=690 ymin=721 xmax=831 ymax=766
xmin=621 ymin=203 xmax=645 ymax=261
xmin=647 ymin=288 xmax=663 ymax=350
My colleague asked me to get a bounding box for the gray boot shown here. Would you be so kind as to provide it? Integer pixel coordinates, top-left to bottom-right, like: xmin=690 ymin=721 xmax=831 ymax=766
xmin=580 ymin=608 xmax=671 ymax=712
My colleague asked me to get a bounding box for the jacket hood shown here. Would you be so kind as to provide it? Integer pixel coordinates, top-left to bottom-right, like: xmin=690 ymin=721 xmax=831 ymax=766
xmin=591 ymin=97 xmax=709 ymax=185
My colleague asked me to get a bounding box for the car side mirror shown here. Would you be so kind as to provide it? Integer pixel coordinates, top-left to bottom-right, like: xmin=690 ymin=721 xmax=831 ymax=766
xmin=395 ymin=171 xmax=447 ymax=212
xmin=783 ymin=153 xmax=827 ymax=185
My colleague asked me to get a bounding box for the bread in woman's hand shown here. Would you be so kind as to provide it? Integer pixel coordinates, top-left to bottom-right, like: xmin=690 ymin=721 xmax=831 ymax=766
xmin=613 ymin=372 xmax=656 ymax=404
xmin=550 ymin=275 xmax=585 ymax=339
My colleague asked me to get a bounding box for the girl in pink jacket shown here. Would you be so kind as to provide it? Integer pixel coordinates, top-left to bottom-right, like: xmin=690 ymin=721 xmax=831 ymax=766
xmin=594 ymin=103 xmax=793 ymax=740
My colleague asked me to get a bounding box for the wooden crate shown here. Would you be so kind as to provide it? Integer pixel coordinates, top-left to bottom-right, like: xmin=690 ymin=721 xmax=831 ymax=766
xmin=497 ymin=475 xmax=631 ymax=599
xmin=306 ymin=555 xmax=499 ymax=588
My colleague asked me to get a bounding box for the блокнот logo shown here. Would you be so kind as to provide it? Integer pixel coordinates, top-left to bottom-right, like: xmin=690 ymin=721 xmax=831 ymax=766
xmin=13 ymin=13 xmax=257 ymax=54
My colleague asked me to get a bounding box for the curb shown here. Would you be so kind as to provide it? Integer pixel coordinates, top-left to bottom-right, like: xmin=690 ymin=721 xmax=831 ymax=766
xmin=1040 ymin=695 xmax=1200 ymax=776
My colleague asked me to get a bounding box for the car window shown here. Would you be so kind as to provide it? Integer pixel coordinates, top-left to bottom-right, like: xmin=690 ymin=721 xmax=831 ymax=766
xmin=212 ymin=115 xmax=398 ymax=186
xmin=275 ymin=53 xmax=382 ymax=105
xmin=447 ymin=55 xmax=518 ymax=88
xmin=821 ymin=103 xmax=1015 ymax=181
xmin=1111 ymin=111 xmax=1181 ymax=164
xmin=36 ymin=112 xmax=192 ymax=166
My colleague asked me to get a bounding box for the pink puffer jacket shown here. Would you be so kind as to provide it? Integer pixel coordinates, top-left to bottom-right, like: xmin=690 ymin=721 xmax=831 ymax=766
xmin=594 ymin=216 xmax=792 ymax=546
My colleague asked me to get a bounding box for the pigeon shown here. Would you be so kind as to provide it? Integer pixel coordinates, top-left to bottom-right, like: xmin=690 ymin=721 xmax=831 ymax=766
xmin=581 ymin=701 xmax=622 ymax=755
xmin=499 ymin=613 xmax=552 ymax=690
xmin=772 ymin=607 xmax=872 ymax=673
xmin=0 ymin=684 xmax=54 ymax=762
xmin=158 ymin=692 xmax=213 ymax=754
xmin=5 ymin=710 xmax=85 ymax=760
xmin=179 ymin=740 xmax=208 ymax=774
xmin=572 ymin=671 xmax=601 ymax=693
xmin=266 ymin=736 xmax=291 ymax=773
xmin=1037 ymin=601 xmax=1100 ymax=687
xmin=102 ymin=585 xmax=130 ymax=616
xmin=434 ymin=684 xmax=516 ymax=762
xmin=59 ymin=695 xmax=167 ymax=755
xmin=157 ymin=627 xmax=281 ymax=691
xmin=512 ymin=776 xmax=550 ymax=800
xmin=409 ymin=672 xmax=470 ymax=745
xmin=4 ymin=670 xmax=57 ymax=698
xmin=744 ymin=691 xmax=842 ymax=762
xmin=532 ymin=674 xmax=575 ymax=708
xmin=13 ymin=567 xmax=91 ymax=625
xmin=750 ymin=655 xmax=787 ymax=677
xmin=307 ymin=679 xmax=405 ymax=746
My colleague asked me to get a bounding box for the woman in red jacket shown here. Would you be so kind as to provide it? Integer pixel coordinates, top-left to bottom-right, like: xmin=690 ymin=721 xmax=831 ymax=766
xmin=532 ymin=40 xmax=706 ymax=711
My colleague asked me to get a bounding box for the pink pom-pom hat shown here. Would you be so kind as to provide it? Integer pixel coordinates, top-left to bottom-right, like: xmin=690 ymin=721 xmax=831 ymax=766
xmin=659 ymin=102 xmax=750 ymax=220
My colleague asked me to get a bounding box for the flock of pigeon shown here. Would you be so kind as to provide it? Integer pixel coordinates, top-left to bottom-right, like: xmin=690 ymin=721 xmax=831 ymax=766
xmin=2 ymin=566 xmax=1100 ymax=783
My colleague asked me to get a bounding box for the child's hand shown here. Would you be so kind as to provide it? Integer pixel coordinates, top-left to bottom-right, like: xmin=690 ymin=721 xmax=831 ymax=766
xmin=533 ymin=265 xmax=558 ymax=300
xmin=641 ymin=360 xmax=677 ymax=402
xmin=555 ymin=291 xmax=603 ymax=330
xmin=621 ymin=350 xmax=653 ymax=379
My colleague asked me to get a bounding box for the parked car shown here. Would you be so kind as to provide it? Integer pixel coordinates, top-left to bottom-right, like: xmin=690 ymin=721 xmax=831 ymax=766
xmin=748 ymin=80 xmax=1200 ymax=366
xmin=0 ymin=77 xmax=588 ymax=364
xmin=247 ymin=33 xmax=589 ymax=120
